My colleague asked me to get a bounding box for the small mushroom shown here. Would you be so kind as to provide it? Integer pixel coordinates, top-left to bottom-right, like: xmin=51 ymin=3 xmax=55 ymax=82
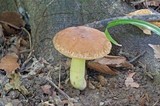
xmin=53 ymin=26 xmax=112 ymax=90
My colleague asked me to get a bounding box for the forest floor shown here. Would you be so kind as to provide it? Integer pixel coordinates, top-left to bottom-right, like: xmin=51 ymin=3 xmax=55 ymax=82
xmin=0 ymin=1 xmax=160 ymax=106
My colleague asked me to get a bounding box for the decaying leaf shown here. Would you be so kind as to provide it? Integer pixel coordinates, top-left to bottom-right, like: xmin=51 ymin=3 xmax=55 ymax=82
xmin=148 ymin=44 xmax=160 ymax=59
xmin=127 ymin=9 xmax=153 ymax=16
xmin=125 ymin=72 xmax=139 ymax=88
xmin=140 ymin=93 xmax=149 ymax=106
xmin=87 ymin=61 xmax=118 ymax=75
xmin=88 ymin=80 xmax=96 ymax=89
xmin=145 ymin=0 xmax=160 ymax=7
xmin=87 ymin=55 xmax=133 ymax=75
xmin=40 ymin=101 xmax=55 ymax=106
xmin=0 ymin=11 xmax=25 ymax=34
xmin=97 ymin=75 xmax=107 ymax=86
xmin=94 ymin=55 xmax=133 ymax=68
xmin=41 ymin=84 xmax=52 ymax=95
xmin=25 ymin=57 xmax=45 ymax=75
xmin=0 ymin=53 xmax=19 ymax=74
xmin=127 ymin=9 xmax=160 ymax=35
xmin=4 ymin=73 xmax=28 ymax=95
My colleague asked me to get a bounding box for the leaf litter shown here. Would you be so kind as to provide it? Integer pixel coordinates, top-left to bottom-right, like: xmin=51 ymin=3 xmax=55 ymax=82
xmin=87 ymin=55 xmax=133 ymax=75
xmin=0 ymin=53 xmax=19 ymax=74
xmin=148 ymin=44 xmax=160 ymax=59
xmin=0 ymin=9 xmax=159 ymax=105
xmin=127 ymin=9 xmax=160 ymax=35
xmin=125 ymin=72 xmax=140 ymax=88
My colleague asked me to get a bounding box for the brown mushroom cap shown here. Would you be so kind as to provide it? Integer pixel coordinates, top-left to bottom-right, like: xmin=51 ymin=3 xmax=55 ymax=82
xmin=53 ymin=26 xmax=112 ymax=60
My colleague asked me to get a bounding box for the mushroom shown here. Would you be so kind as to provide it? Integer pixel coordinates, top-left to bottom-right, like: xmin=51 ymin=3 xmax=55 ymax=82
xmin=53 ymin=26 xmax=112 ymax=90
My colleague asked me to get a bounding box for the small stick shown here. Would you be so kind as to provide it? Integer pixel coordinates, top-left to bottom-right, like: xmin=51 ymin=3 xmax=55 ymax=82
xmin=44 ymin=77 xmax=71 ymax=100
xmin=0 ymin=21 xmax=21 ymax=30
xmin=21 ymin=27 xmax=32 ymax=52
xmin=129 ymin=51 xmax=146 ymax=63
xmin=85 ymin=14 xmax=160 ymax=29
xmin=20 ymin=56 xmax=32 ymax=72
xmin=152 ymin=100 xmax=159 ymax=106
xmin=58 ymin=64 xmax=61 ymax=88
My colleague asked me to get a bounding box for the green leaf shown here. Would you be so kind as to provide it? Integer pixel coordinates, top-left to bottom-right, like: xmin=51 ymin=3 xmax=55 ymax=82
xmin=105 ymin=19 xmax=160 ymax=46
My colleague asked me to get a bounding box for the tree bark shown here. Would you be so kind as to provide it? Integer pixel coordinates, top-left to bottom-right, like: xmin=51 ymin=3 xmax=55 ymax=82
xmin=0 ymin=0 xmax=133 ymax=61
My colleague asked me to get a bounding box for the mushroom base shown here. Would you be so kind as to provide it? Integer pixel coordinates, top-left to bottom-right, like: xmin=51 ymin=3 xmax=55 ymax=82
xmin=70 ymin=58 xmax=86 ymax=90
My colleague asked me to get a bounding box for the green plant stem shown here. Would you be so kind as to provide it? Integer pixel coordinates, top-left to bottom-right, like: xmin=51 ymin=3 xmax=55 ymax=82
xmin=105 ymin=19 xmax=160 ymax=46
xmin=70 ymin=58 xmax=86 ymax=90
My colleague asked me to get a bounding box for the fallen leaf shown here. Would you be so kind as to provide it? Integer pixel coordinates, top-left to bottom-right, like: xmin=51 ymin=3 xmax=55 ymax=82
xmin=0 ymin=11 xmax=25 ymax=34
xmin=87 ymin=55 xmax=133 ymax=75
xmin=148 ymin=44 xmax=160 ymax=59
xmin=97 ymin=75 xmax=107 ymax=86
xmin=127 ymin=9 xmax=160 ymax=35
xmin=62 ymin=100 xmax=74 ymax=106
xmin=5 ymin=102 xmax=13 ymax=106
xmin=4 ymin=73 xmax=29 ymax=95
xmin=145 ymin=0 xmax=160 ymax=7
xmin=87 ymin=61 xmax=118 ymax=75
xmin=0 ymin=53 xmax=19 ymax=74
xmin=94 ymin=55 xmax=133 ymax=68
xmin=25 ymin=57 xmax=45 ymax=75
xmin=88 ymin=80 xmax=96 ymax=89
xmin=140 ymin=94 xmax=149 ymax=106
xmin=125 ymin=72 xmax=139 ymax=88
xmin=127 ymin=9 xmax=153 ymax=16
xmin=41 ymin=101 xmax=55 ymax=106
xmin=41 ymin=84 xmax=52 ymax=95
xmin=150 ymin=21 xmax=160 ymax=27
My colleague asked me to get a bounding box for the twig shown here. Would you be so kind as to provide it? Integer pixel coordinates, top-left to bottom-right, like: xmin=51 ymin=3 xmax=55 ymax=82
xmin=44 ymin=77 xmax=72 ymax=100
xmin=19 ymin=49 xmax=32 ymax=54
xmin=21 ymin=28 xmax=32 ymax=52
xmin=129 ymin=51 xmax=146 ymax=63
xmin=152 ymin=100 xmax=159 ymax=106
xmin=20 ymin=56 xmax=32 ymax=72
xmin=0 ymin=21 xmax=21 ymax=30
xmin=58 ymin=64 xmax=61 ymax=88
xmin=85 ymin=14 xmax=160 ymax=29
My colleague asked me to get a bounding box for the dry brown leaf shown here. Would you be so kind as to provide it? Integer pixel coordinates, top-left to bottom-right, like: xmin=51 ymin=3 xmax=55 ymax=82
xmin=0 ymin=53 xmax=19 ymax=74
xmin=148 ymin=44 xmax=160 ymax=59
xmin=88 ymin=80 xmax=96 ymax=89
xmin=87 ymin=61 xmax=118 ymax=75
xmin=97 ymin=75 xmax=107 ymax=86
xmin=41 ymin=101 xmax=55 ymax=106
xmin=127 ymin=9 xmax=160 ymax=35
xmin=125 ymin=72 xmax=139 ymax=88
xmin=145 ymin=0 xmax=160 ymax=6
xmin=41 ymin=84 xmax=52 ymax=95
xmin=140 ymin=94 xmax=149 ymax=106
xmin=94 ymin=55 xmax=133 ymax=69
xmin=0 ymin=11 xmax=25 ymax=34
xmin=5 ymin=73 xmax=28 ymax=95
xmin=127 ymin=9 xmax=153 ymax=16
xmin=150 ymin=21 xmax=160 ymax=27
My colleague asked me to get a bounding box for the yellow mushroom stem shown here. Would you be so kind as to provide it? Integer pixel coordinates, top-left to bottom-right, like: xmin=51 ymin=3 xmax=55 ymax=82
xmin=70 ymin=58 xmax=86 ymax=90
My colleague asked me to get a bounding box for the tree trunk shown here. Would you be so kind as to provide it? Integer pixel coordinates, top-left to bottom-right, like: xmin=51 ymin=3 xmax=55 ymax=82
xmin=0 ymin=0 xmax=134 ymax=61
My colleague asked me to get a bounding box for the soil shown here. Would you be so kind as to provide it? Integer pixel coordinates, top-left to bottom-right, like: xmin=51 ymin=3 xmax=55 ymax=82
xmin=0 ymin=54 xmax=160 ymax=106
